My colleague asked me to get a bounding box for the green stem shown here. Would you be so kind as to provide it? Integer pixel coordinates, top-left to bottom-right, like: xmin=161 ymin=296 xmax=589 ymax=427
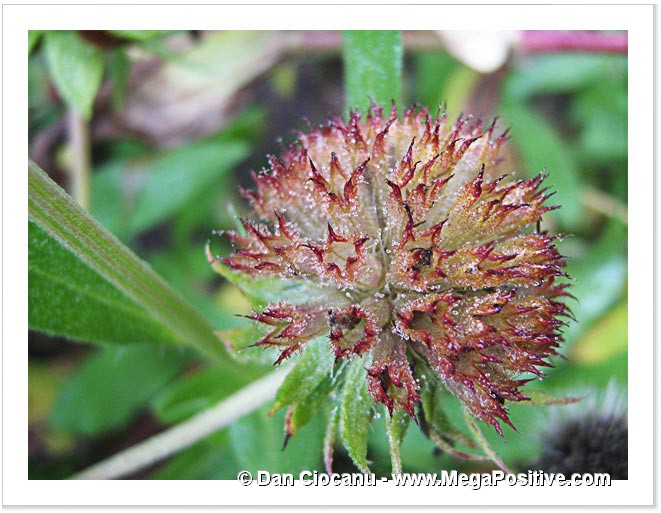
xmin=68 ymin=109 xmax=91 ymax=210
xmin=385 ymin=415 xmax=404 ymax=474
xmin=342 ymin=30 xmax=403 ymax=114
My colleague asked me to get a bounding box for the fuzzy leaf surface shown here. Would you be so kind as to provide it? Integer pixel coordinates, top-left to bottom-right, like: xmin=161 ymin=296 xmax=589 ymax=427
xmin=28 ymin=161 xmax=227 ymax=360
xmin=339 ymin=358 xmax=375 ymax=473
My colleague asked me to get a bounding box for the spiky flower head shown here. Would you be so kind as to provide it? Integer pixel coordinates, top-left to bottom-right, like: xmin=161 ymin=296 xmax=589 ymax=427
xmin=212 ymin=104 xmax=570 ymax=441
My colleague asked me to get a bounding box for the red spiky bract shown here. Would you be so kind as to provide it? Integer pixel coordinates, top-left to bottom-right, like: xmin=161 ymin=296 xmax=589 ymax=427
xmin=215 ymin=104 xmax=571 ymax=434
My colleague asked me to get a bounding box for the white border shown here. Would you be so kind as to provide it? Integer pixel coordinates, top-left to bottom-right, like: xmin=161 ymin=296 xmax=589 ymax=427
xmin=3 ymin=2 xmax=654 ymax=507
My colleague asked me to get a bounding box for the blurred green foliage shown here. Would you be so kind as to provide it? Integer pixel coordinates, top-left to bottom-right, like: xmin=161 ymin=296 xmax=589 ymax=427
xmin=51 ymin=345 xmax=190 ymax=437
xmin=28 ymin=31 xmax=627 ymax=479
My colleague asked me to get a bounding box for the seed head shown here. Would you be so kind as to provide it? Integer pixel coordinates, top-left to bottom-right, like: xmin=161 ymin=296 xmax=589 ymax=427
xmin=215 ymin=104 xmax=571 ymax=436
xmin=532 ymin=384 xmax=627 ymax=478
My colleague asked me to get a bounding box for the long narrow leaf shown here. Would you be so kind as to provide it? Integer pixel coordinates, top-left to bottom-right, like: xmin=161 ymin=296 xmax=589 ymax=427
xmin=28 ymin=161 xmax=227 ymax=360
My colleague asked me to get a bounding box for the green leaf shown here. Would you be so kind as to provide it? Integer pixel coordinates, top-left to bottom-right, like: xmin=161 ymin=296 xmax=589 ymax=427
xmin=413 ymin=51 xmax=459 ymax=108
xmin=271 ymin=337 xmax=334 ymax=414
xmin=229 ymin=406 xmax=324 ymax=474
xmin=29 ymin=222 xmax=178 ymax=345
xmin=108 ymin=48 xmax=130 ymax=111
xmin=287 ymin=376 xmax=334 ymax=437
xmin=152 ymin=361 xmax=266 ymax=425
xmin=368 ymin=414 xmax=440 ymax=474
xmin=543 ymin=350 xmax=628 ymax=390
xmin=419 ymin=376 xmax=452 ymax=434
xmin=419 ymin=369 xmax=479 ymax=459
xmin=108 ymin=30 xmax=170 ymax=41
xmin=90 ymin=110 xmax=262 ymax=242
xmin=50 ymin=345 xmax=188 ymax=436
xmin=130 ymin=139 xmax=249 ymax=234
xmin=418 ymin=374 xmax=475 ymax=448
xmin=463 ymin=410 xmax=512 ymax=473
xmin=28 ymin=161 xmax=227 ymax=360
xmin=90 ymin=160 xmax=135 ymax=241
xmin=518 ymin=390 xmax=582 ymax=407
xmin=207 ymin=243 xmax=322 ymax=307
xmin=572 ymin=78 xmax=628 ymax=165
xmin=339 ymin=358 xmax=375 ymax=473
xmin=153 ymin=436 xmax=239 ymax=479
xmin=499 ymin=101 xmax=582 ymax=228
xmin=44 ymin=31 xmax=104 ymax=118
xmin=149 ymin=248 xmax=245 ymax=331
xmin=343 ymin=31 xmax=403 ymax=113
xmin=215 ymin=323 xmax=279 ymax=366
xmin=562 ymin=221 xmax=627 ymax=343
xmin=439 ymin=65 xmax=479 ymax=121
xmin=28 ymin=30 xmax=43 ymax=55
xmin=503 ymin=54 xmax=627 ymax=100
xmin=385 ymin=409 xmax=410 ymax=474
xmin=571 ymin=301 xmax=628 ymax=365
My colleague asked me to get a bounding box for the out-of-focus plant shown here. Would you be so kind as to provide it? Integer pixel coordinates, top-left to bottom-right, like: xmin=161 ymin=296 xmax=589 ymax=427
xmin=28 ymin=30 xmax=628 ymax=480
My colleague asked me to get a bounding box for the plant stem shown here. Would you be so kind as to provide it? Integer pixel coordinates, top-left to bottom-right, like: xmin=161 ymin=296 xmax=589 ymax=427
xmin=385 ymin=415 xmax=403 ymax=475
xmin=72 ymin=367 xmax=290 ymax=480
xmin=68 ymin=109 xmax=91 ymax=210
xmin=342 ymin=30 xmax=403 ymax=114
xmin=520 ymin=31 xmax=628 ymax=54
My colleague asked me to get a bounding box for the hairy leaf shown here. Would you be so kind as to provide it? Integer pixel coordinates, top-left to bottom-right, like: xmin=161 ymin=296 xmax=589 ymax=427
xmin=28 ymin=161 xmax=227 ymax=360
xmin=229 ymin=406 xmax=324 ymax=474
xmin=271 ymin=337 xmax=334 ymax=414
xmin=418 ymin=375 xmax=474 ymax=448
xmin=287 ymin=376 xmax=334 ymax=437
xmin=29 ymin=221 xmax=182 ymax=345
xmin=339 ymin=358 xmax=375 ymax=473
